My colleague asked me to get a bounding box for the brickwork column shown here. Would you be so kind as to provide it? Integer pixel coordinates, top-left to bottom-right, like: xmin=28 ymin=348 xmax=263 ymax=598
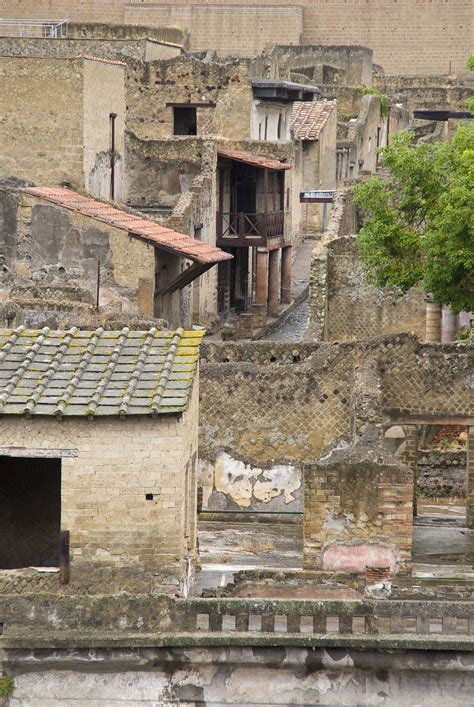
xmin=425 ymin=300 xmax=442 ymax=342
xmin=268 ymin=249 xmax=280 ymax=317
xmin=255 ymin=249 xmax=269 ymax=306
xmin=467 ymin=427 xmax=474 ymax=529
xmin=398 ymin=425 xmax=419 ymax=517
xmin=280 ymin=246 xmax=292 ymax=305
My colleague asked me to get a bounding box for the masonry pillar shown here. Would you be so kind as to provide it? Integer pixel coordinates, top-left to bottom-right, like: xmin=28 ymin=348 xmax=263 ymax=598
xmin=442 ymin=306 xmax=459 ymax=342
xmin=398 ymin=425 xmax=419 ymax=517
xmin=255 ymin=249 xmax=269 ymax=306
xmin=280 ymin=246 xmax=292 ymax=305
xmin=467 ymin=427 xmax=474 ymax=529
xmin=268 ymin=249 xmax=280 ymax=317
xmin=425 ymin=300 xmax=442 ymax=342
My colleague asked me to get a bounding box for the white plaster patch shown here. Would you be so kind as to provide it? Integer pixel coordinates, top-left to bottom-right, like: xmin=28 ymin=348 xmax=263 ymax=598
xmin=213 ymin=452 xmax=300 ymax=507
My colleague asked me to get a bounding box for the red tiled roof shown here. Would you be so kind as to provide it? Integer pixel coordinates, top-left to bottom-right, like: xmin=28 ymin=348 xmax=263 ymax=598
xmin=25 ymin=188 xmax=232 ymax=265
xmin=217 ymin=149 xmax=291 ymax=171
xmin=291 ymin=100 xmax=336 ymax=141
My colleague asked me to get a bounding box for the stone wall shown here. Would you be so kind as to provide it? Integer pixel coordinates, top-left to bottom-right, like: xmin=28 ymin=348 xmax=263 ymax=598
xmin=0 ymin=57 xmax=84 ymax=189
xmin=0 ymin=56 xmax=126 ymax=198
xmin=323 ymin=236 xmax=426 ymax=342
xmin=268 ymin=44 xmax=373 ymax=87
xmin=0 ymin=36 xmax=178 ymax=61
xmin=3 ymin=644 xmax=474 ymax=705
xmin=83 ymin=59 xmax=126 ymax=201
xmin=374 ymin=75 xmax=474 ymax=114
xmin=0 ymin=190 xmax=156 ymax=323
xmin=68 ymin=21 xmax=186 ymax=46
xmin=417 ymin=449 xmax=467 ymax=498
xmin=0 ymin=0 xmax=471 ymax=75
xmin=200 ymin=335 xmax=473 ymax=481
xmin=0 ymin=380 xmax=198 ymax=586
xmin=124 ymin=56 xmax=253 ymax=142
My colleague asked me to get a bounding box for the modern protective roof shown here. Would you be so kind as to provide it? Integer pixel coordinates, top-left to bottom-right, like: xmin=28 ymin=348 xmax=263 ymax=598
xmin=292 ymin=100 xmax=336 ymax=141
xmin=217 ymin=149 xmax=291 ymax=171
xmin=251 ymin=77 xmax=320 ymax=93
xmin=0 ymin=326 xmax=203 ymax=417
xmin=25 ymin=187 xmax=231 ymax=266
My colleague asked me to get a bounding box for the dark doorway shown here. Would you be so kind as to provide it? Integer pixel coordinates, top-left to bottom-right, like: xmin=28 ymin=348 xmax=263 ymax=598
xmin=232 ymin=163 xmax=257 ymax=214
xmin=0 ymin=457 xmax=61 ymax=568
xmin=173 ymin=107 xmax=197 ymax=135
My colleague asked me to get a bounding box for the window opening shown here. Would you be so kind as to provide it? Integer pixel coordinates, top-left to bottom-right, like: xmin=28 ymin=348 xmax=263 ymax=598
xmin=0 ymin=457 xmax=61 ymax=568
xmin=173 ymin=107 xmax=197 ymax=135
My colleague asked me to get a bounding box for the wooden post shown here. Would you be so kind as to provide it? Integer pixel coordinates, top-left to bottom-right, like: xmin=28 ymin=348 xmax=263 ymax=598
xmin=59 ymin=530 xmax=70 ymax=585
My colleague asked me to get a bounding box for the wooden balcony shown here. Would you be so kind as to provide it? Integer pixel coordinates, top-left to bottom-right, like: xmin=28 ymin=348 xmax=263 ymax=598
xmin=216 ymin=211 xmax=284 ymax=248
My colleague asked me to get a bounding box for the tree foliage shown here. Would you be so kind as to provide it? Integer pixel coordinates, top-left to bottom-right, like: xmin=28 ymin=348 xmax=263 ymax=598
xmin=467 ymin=55 xmax=474 ymax=115
xmin=353 ymin=125 xmax=474 ymax=313
xmin=357 ymin=86 xmax=389 ymax=118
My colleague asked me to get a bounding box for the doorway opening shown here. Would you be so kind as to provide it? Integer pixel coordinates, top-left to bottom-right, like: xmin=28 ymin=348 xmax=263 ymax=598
xmin=0 ymin=456 xmax=61 ymax=568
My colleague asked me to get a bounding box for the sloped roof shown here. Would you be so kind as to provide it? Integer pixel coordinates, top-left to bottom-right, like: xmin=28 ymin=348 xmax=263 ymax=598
xmin=25 ymin=188 xmax=231 ymax=265
xmin=0 ymin=326 xmax=203 ymax=417
xmin=217 ymin=149 xmax=291 ymax=171
xmin=291 ymin=100 xmax=336 ymax=141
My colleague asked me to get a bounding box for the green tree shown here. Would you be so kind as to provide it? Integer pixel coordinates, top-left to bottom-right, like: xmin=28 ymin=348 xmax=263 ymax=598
xmin=353 ymin=125 xmax=474 ymax=313
xmin=467 ymin=55 xmax=474 ymax=114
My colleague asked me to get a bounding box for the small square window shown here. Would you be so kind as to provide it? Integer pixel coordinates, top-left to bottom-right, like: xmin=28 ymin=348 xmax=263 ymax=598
xmin=173 ymin=107 xmax=197 ymax=135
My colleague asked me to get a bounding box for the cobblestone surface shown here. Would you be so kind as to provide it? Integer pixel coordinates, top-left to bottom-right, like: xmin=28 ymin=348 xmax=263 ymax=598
xmin=262 ymin=297 xmax=309 ymax=341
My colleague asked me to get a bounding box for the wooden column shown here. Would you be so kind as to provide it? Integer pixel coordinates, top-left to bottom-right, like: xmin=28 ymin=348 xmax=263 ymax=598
xmin=268 ymin=248 xmax=280 ymax=317
xmin=425 ymin=300 xmax=442 ymax=342
xmin=281 ymin=246 xmax=292 ymax=305
xmin=255 ymin=249 xmax=269 ymax=306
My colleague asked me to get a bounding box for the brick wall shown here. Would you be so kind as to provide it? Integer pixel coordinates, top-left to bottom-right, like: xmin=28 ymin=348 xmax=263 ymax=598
xmin=0 ymin=0 xmax=470 ymax=75
xmin=304 ymin=446 xmax=413 ymax=573
xmin=0 ymin=380 xmax=198 ymax=586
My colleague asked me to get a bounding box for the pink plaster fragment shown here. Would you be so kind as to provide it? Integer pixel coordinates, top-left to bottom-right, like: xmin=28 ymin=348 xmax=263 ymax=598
xmin=322 ymin=544 xmax=396 ymax=575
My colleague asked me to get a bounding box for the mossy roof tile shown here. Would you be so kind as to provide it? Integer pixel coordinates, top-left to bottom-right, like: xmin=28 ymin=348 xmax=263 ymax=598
xmin=0 ymin=326 xmax=203 ymax=418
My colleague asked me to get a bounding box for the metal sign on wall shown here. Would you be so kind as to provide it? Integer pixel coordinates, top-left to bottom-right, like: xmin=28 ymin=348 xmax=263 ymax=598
xmin=300 ymin=190 xmax=335 ymax=203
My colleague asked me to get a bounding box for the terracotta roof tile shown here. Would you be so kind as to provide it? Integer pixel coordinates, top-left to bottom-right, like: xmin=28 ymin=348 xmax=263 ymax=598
xmin=75 ymin=54 xmax=127 ymax=67
xmin=217 ymin=149 xmax=291 ymax=171
xmin=25 ymin=188 xmax=232 ymax=265
xmin=0 ymin=326 xmax=204 ymax=417
xmin=291 ymin=100 xmax=336 ymax=141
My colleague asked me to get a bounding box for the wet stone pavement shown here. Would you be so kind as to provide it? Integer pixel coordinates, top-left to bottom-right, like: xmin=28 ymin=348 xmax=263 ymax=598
xmin=262 ymin=296 xmax=309 ymax=342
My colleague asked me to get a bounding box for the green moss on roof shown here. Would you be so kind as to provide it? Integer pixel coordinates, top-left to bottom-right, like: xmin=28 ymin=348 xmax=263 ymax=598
xmin=0 ymin=326 xmax=204 ymax=418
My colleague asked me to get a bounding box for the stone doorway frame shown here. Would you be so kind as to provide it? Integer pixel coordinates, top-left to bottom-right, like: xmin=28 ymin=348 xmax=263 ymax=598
xmin=385 ymin=418 xmax=473 ymax=529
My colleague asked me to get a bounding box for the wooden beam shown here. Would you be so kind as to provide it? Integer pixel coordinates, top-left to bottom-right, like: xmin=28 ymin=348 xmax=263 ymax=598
xmin=157 ymin=262 xmax=213 ymax=296
xmin=387 ymin=415 xmax=474 ymax=426
xmin=59 ymin=530 xmax=70 ymax=585
xmin=0 ymin=447 xmax=78 ymax=457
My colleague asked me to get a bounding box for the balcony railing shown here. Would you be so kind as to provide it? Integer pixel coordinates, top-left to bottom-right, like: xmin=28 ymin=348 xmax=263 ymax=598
xmin=0 ymin=18 xmax=69 ymax=38
xmin=217 ymin=210 xmax=284 ymax=247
